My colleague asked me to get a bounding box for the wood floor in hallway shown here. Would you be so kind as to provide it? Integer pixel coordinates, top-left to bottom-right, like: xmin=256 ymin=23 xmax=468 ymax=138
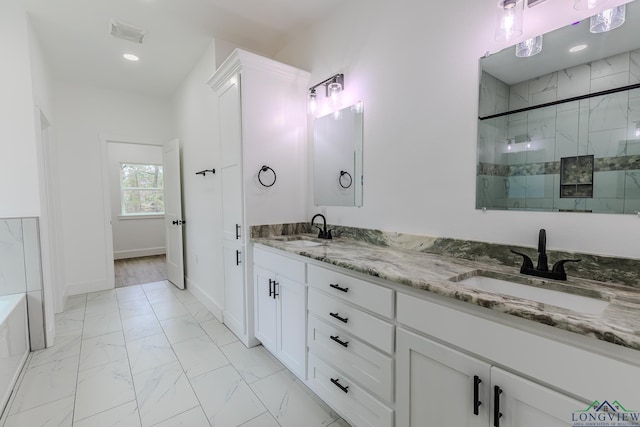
xmin=114 ymin=255 xmax=167 ymax=288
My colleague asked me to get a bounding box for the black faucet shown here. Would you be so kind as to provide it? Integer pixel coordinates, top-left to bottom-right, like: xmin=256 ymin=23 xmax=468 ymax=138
xmin=511 ymin=229 xmax=581 ymax=281
xmin=311 ymin=214 xmax=332 ymax=239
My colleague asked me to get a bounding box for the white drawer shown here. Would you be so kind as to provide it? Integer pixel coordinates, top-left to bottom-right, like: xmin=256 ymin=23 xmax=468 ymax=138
xmin=308 ymin=353 xmax=393 ymax=427
xmin=254 ymin=246 xmax=305 ymax=283
xmin=308 ymin=288 xmax=394 ymax=354
xmin=308 ymin=264 xmax=394 ymax=318
xmin=308 ymin=315 xmax=393 ymax=403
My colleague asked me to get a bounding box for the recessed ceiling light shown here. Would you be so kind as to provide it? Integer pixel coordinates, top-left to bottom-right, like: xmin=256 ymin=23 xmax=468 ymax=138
xmin=123 ymin=53 xmax=140 ymax=61
xmin=569 ymin=44 xmax=588 ymax=53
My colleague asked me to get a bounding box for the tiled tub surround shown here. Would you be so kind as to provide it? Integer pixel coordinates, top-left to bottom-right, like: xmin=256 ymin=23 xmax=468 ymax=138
xmin=0 ymin=219 xmax=45 ymax=351
xmin=477 ymin=47 xmax=640 ymax=213
xmin=252 ymin=224 xmax=640 ymax=350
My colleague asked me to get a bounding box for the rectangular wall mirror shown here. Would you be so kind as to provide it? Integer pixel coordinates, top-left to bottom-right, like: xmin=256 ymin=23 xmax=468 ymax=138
xmin=477 ymin=0 xmax=640 ymax=214
xmin=313 ymin=102 xmax=364 ymax=207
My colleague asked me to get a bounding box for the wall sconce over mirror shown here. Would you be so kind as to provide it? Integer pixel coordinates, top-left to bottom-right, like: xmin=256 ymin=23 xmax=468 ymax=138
xmin=308 ymin=73 xmax=344 ymax=115
xmin=478 ymin=0 xmax=640 ymax=215
xmin=313 ymin=102 xmax=363 ymax=207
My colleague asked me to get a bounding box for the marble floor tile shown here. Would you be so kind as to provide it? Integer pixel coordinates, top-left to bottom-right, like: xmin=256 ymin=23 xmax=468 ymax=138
xmin=141 ymin=281 xmax=169 ymax=292
xmin=200 ymin=319 xmax=238 ymax=347
xmin=152 ymin=406 xmax=210 ymax=427
xmin=122 ymin=313 xmax=163 ymax=342
xmin=183 ymin=301 xmax=214 ymax=323
xmin=82 ymin=311 xmax=122 ymax=339
xmin=220 ymin=342 xmax=284 ymax=384
xmin=4 ymin=395 xmax=74 ymax=427
xmin=72 ymin=400 xmax=140 ymax=427
xmin=84 ymin=299 xmax=120 ymax=317
xmin=250 ymin=370 xmax=338 ymax=427
xmin=54 ymin=310 xmax=84 ymax=336
xmin=86 ymin=289 xmax=117 ymax=304
xmin=116 ymin=285 xmax=146 ymax=300
xmin=126 ymin=333 xmax=177 ymax=374
xmin=133 ymin=361 xmax=199 ymax=427
xmin=172 ymin=335 xmax=229 ymax=379
xmin=63 ymin=295 xmax=87 ymax=312
xmin=144 ymin=288 xmax=178 ymax=305
xmin=191 ymin=365 xmax=266 ymax=427
xmin=73 ymin=358 xmax=135 ymax=421
xmin=9 ymin=356 xmax=79 ymax=415
xmin=79 ymin=331 xmax=127 ymax=371
xmin=118 ymin=299 xmax=155 ymax=320
xmin=28 ymin=332 xmax=81 ymax=368
xmin=240 ymin=412 xmax=281 ymax=427
xmin=172 ymin=289 xmax=199 ymax=305
xmin=160 ymin=315 xmax=206 ymax=344
xmin=150 ymin=299 xmax=188 ymax=321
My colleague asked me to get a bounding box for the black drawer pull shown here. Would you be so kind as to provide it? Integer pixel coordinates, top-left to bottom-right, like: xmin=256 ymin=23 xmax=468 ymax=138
xmin=329 ymin=283 xmax=349 ymax=293
xmin=329 ymin=312 xmax=348 ymax=323
xmin=473 ymin=375 xmax=482 ymax=416
xmin=236 ymin=250 xmax=241 ymax=266
xmin=330 ymin=335 xmax=349 ymax=348
xmin=235 ymin=224 xmax=241 ymax=240
xmin=330 ymin=378 xmax=349 ymax=393
xmin=268 ymin=279 xmax=274 ymax=297
xmin=273 ymin=281 xmax=279 ymax=298
xmin=493 ymin=385 xmax=503 ymax=427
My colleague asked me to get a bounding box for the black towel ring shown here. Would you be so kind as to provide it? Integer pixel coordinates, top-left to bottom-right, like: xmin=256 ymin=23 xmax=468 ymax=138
xmin=339 ymin=170 xmax=353 ymax=189
xmin=258 ymin=165 xmax=276 ymax=187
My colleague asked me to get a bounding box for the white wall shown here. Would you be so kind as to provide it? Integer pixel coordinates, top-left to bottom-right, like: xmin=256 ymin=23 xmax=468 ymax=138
xmin=172 ymin=41 xmax=225 ymax=318
xmin=53 ymin=81 xmax=173 ymax=295
xmin=274 ymin=0 xmax=640 ymax=259
xmin=107 ymin=142 xmax=165 ymax=260
xmin=0 ymin=0 xmax=40 ymax=218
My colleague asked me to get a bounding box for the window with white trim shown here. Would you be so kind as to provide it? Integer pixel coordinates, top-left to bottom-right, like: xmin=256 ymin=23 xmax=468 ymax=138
xmin=120 ymin=163 xmax=164 ymax=216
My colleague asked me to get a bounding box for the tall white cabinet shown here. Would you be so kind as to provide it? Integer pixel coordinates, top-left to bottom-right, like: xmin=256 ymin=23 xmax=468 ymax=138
xmin=208 ymin=49 xmax=309 ymax=346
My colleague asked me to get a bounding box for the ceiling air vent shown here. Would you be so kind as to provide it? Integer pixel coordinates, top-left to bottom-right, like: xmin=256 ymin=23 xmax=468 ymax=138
xmin=110 ymin=20 xmax=146 ymax=44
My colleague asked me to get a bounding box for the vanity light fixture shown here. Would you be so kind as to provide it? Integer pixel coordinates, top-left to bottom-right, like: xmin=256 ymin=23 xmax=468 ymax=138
xmin=515 ymin=35 xmax=543 ymax=57
xmin=590 ymin=4 xmax=625 ymax=33
xmin=635 ymin=121 xmax=640 ymax=138
xmin=495 ymin=0 xmax=523 ymax=41
xmin=308 ymin=73 xmax=344 ymax=114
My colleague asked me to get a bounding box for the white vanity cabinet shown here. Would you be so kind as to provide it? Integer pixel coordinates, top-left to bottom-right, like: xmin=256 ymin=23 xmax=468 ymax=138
xmin=208 ymin=49 xmax=309 ymax=346
xmin=254 ymin=247 xmax=307 ymax=379
xmin=306 ymin=265 xmax=395 ymax=427
xmin=396 ymin=328 xmax=584 ymax=427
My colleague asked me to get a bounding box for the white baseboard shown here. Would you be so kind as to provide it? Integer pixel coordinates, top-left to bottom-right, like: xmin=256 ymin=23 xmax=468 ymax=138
xmin=114 ymin=247 xmax=166 ymax=260
xmin=185 ymin=276 xmax=223 ymax=322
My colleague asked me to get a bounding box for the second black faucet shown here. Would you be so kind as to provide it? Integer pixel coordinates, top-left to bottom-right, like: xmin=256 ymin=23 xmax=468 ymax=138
xmin=311 ymin=214 xmax=332 ymax=239
xmin=511 ymin=229 xmax=581 ymax=281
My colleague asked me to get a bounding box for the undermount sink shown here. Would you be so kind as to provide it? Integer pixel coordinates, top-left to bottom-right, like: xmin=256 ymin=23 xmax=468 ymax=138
xmin=283 ymin=239 xmax=326 ymax=248
xmin=452 ymin=274 xmax=609 ymax=315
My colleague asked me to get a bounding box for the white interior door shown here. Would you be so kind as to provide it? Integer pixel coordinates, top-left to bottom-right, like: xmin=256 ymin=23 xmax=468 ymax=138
xmin=163 ymin=139 xmax=185 ymax=289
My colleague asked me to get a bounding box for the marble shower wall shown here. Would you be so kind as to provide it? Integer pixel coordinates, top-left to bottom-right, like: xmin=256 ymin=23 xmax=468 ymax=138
xmin=0 ymin=218 xmax=46 ymax=350
xmin=477 ymin=49 xmax=640 ymax=213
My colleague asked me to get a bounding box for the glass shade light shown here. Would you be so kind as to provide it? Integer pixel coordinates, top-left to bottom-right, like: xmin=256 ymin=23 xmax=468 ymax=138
xmin=574 ymin=0 xmax=608 ymax=9
xmin=495 ymin=0 xmax=523 ymax=41
xmin=515 ymin=35 xmax=543 ymax=57
xmin=590 ymin=5 xmax=625 ymax=33
xmin=327 ymin=81 xmax=343 ymax=107
xmin=123 ymin=53 xmax=139 ymax=61
xmin=308 ymin=90 xmax=317 ymax=115
xmin=635 ymin=121 xmax=640 ymax=138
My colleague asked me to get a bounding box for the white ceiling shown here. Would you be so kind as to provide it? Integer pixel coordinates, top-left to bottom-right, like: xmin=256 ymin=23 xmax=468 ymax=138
xmin=23 ymin=0 xmax=343 ymax=98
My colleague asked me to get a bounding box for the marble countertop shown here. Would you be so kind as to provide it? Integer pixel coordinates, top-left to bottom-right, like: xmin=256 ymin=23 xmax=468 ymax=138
xmin=253 ymin=234 xmax=640 ymax=351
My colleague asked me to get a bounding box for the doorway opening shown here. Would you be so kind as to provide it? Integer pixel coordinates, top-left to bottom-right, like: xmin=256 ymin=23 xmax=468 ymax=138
xmin=114 ymin=254 xmax=167 ymax=287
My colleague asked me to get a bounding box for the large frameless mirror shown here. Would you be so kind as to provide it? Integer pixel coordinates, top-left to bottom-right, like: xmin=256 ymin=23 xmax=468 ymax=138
xmin=313 ymin=102 xmax=364 ymax=207
xmin=477 ymin=0 xmax=640 ymax=214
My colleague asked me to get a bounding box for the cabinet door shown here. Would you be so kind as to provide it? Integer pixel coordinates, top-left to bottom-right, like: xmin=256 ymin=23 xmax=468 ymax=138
xmin=223 ymin=243 xmax=245 ymax=338
xmin=396 ymin=328 xmax=490 ymax=427
xmin=218 ymin=75 xmax=242 ymax=168
xmin=491 ymin=367 xmax=586 ymax=427
xmin=254 ymin=267 xmax=277 ymax=353
xmin=277 ymin=276 xmax=306 ymax=379
xmin=221 ymin=164 xmax=243 ymax=242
